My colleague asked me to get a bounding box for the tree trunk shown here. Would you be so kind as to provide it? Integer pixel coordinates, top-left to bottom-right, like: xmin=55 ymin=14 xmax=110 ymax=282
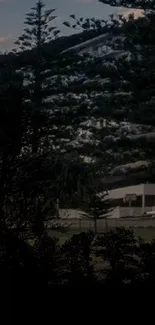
xmin=94 ymin=216 xmax=97 ymax=234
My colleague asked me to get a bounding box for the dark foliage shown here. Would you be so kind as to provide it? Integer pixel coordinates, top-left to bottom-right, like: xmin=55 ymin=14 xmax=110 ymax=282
xmin=99 ymin=0 xmax=155 ymax=10
xmin=2 ymin=0 xmax=155 ymax=292
xmin=2 ymin=226 xmax=155 ymax=289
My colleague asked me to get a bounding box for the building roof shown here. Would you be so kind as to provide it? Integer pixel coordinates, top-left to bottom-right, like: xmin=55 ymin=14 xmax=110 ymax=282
xmin=106 ymin=183 xmax=155 ymax=200
xmin=61 ymin=33 xmax=110 ymax=54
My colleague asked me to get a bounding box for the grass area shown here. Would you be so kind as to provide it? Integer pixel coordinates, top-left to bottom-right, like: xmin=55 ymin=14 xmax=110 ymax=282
xmin=133 ymin=227 xmax=155 ymax=242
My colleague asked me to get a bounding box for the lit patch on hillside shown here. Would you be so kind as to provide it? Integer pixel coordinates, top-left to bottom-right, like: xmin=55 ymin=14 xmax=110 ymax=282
xmin=119 ymin=8 xmax=144 ymax=19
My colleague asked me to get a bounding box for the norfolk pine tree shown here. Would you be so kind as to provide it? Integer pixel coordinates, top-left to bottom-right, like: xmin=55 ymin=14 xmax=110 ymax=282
xmin=13 ymin=1 xmax=101 ymax=226
xmin=14 ymin=0 xmax=60 ymax=154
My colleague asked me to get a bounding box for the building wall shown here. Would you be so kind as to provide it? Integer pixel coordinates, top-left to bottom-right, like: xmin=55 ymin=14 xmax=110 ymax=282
xmin=106 ymin=184 xmax=155 ymax=218
xmin=108 ymin=206 xmax=153 ymax=218
xmin=110 ymin=195 xmax=142 ymax=207
xmin=118 ymin=206 xmax=151 ymax=218
xmin=107 ymin=184 xmax=144 ymax=200
xmin=144 ymin=184 xmax=155 ymax=195
xmin=110 ymin=195 xmax=155 ymax=207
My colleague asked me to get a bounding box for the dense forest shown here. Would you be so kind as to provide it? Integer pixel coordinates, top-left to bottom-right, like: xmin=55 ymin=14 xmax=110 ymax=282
xmin=1 ymin=0 xmax=155 ymax=289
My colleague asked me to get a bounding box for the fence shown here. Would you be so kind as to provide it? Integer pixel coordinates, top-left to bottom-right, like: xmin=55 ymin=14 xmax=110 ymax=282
xmin=47 ymin=217 xmax=155 ymax=234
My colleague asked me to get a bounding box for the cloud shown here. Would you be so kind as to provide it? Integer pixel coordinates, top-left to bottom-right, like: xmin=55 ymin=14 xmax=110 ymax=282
xmin=0 ymin=35 xmax=11 ymax=44
xmin=119 ymin=8 xmax=144 ymax=19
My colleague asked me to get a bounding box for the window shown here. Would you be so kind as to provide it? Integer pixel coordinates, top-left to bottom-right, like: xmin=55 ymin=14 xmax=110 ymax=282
xmin=111 ymin=196 xmax=142 ymax=207
xmin=145 ymin=195 xmax=155 ymax=207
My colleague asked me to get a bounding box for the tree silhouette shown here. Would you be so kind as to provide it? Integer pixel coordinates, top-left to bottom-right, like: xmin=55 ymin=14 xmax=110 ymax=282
xmin=96 ymin=228 xmax=140 ymax=285
xmin=61 ymin=231 xmax=96 ymax=286
xmin=99 ymin=0 xmax=155 ymax=9
xmin=14 ymin=0 xmax=60 ymax=153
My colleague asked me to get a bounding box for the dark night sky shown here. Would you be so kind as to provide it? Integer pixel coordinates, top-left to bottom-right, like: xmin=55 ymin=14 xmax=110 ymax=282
xmin=0 ymin=0 xmax=122 ymax=50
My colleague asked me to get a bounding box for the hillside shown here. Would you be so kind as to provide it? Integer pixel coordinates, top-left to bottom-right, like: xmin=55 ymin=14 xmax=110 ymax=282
xmin=2 ymin=15 xmax=155 ymax=186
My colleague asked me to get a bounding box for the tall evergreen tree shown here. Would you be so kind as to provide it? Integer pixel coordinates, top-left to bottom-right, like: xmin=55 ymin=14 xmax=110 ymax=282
xmin=0 ymin=63 xmax=30 ymax=231
xmin=11 ymin=1 xmax=105 ymax=220
xmin=14 ymin=0 xmax=60 ymax=153
xmin=11 ymin=0 xmax=147 ymax=223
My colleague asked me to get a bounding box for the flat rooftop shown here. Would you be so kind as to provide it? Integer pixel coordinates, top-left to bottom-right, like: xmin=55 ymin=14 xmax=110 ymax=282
xmin=106 ymin=183 xmax=155 ymax=200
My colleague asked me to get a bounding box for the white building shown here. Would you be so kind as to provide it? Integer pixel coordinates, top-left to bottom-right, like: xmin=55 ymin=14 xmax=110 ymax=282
xmin=105 ymin=183 xmax=155 ymax=218
xmin=50 ymin=184 xmax=155 ymax=220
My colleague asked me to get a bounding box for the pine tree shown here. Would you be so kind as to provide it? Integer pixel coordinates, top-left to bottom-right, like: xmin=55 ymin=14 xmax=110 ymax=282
xmin=10 ymin=1 xmax=101 ymax=223
xmin=0 ymin=62 xmax=30 ymax=231
xmin=11 ymin=0 xmax=145 ymax=224
xmin=14 ymin=0 xmax=60 ymax=153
